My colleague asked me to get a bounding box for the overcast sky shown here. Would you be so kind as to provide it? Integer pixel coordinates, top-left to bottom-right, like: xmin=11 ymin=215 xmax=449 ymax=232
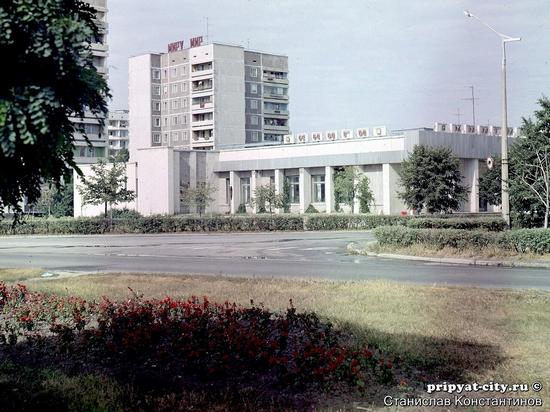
xmin=107 ymin=0 xmax=550 ymax=132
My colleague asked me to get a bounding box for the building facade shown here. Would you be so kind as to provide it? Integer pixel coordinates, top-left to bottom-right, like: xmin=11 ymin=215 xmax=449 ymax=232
xmin=128 ymin=40 xmax=289 ymax=161
xmin=108 ymin=110 xmax=129 ymax=157
xmin=73 ymin=0 xmax=109 ymax=164
xmin=74 ymin=125 xmax=515 ymax=217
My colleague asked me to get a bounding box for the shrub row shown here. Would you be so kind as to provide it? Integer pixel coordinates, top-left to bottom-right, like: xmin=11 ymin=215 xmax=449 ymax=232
xmin=0 ymin=214 xmax=507 ymax=235
xmin=406 ymin=217 xmax=506 ymax=231
xmin=373 ymin=226 xmax=550 ymax=254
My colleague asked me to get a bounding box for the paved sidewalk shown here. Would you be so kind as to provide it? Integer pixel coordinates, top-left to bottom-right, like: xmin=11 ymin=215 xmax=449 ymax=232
xmin=347 ymin=242 xmax=550 ymax=269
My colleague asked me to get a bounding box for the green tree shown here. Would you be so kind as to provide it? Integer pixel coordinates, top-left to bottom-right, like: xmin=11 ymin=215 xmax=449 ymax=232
xmin=111 ymin=148 xmax=129 ymax=163
xmin=478 ymin=155 xmax=501 ymax=207
xmin=509 ymin=97 xmax=550 ymax=228
xmin=180 ymin=182 xmax=217 ymax=217
xmin=398 ymin=145 xmax=468 ymax=214
xmin=253 ymin=184 xmax=284 ymax=216
xmin=333 ymin=166 xmax=373 ymax=213
xmin=0 ymin=0 xmax=109 ymax=218
xmin=78 ymin=159 xmax=135 ymax=223
xmin=32 ymin=178 xmax=74 ymax=217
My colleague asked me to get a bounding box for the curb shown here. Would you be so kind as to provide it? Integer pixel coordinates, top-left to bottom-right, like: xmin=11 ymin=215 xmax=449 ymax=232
xmin=346 ymin=242 xmax=550 ymax=269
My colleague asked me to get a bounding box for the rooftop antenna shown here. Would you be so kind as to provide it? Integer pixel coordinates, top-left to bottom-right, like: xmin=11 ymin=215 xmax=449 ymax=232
xmin=462 ymin=85 xmax=479 ymax=125
xmin=453 ymin=108 xmax=462 ymax=124
xmin=247 ymin=38 xmax=250 ymax=49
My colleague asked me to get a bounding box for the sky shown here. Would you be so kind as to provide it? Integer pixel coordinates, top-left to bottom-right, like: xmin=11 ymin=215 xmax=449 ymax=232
xmin=107 ymin=0 xmax=550 ymax=133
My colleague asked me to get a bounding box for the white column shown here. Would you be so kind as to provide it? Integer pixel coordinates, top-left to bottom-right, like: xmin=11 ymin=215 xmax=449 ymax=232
xmin=250 ymin=170 xmax=258 ymax=214
xmin=274 ymin=169 xmax=284 ymax=214
xmin=325 ymin=166 xmax=334 ymax=214
xmin=464 ymin=159 xmax=480 ymax=212
xmin=299 ymin=167 xmax=311 ymax=214
xmin=229 ymin=171 xmax=240 ymax=214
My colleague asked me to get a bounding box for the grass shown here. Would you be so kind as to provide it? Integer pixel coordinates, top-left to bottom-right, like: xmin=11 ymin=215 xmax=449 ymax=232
xmin=365 ymin=242 xmax=550 ymax=261
xmin=1 ymin=269 xmax=550 ymax=409
xmin=0 ymin=267 xmax=45 ymax=282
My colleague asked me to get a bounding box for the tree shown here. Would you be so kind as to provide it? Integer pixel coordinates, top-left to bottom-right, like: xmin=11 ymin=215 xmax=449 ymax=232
xmin=282 ymin=178 xmax=291 ymax=213
xmin=398 ymin=145 xmax=468 ymax=214
xmin=0 ymin=0 xmax=109 ymax=218
xmin=180 ymin=182 xmax=217 ymax=217
xmin=333 ymin=166 xmax=373 ymax=213
xmin=32 ymin=178 xmax=74 ymax=217
xmin=78 ymin=159 xmax=135 ymax=223
xmin=478 ymin=155 xmax=501 ymax=207
xmin=111 ymin=148 xmax=129 ymax=163
xmin=509 ymin=97 xmax=550 ymax=228
xmin=253 ymin=184 xmax=284 ymax=216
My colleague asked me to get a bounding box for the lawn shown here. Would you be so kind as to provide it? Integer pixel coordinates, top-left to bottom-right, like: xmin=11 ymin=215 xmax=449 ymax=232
xmin=1 ymin=269 xmax=549 ymax=410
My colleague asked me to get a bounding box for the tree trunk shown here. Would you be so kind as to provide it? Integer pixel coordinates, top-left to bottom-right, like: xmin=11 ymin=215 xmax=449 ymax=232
xmin=545 ymin=206 xmax=549 ymax=229
xmin=104 ymin=201 xmax=108 ymax=217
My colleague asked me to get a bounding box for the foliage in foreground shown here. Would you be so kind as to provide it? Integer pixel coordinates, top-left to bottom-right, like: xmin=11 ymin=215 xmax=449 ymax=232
xmin=373 ymin=225 xmax=550 ymax=254
xmin=0 ymin=0 xmax=109 ymax=217
xmin=0 ymin=283 xmax=394 ymax=401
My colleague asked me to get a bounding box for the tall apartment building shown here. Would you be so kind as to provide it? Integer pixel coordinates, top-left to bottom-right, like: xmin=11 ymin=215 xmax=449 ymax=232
xmin=73 ymin=0 xmax=109 ymax=164
xmin=108 ymin=110 xmax=129 ymax=157
xmin=129 ymin=41 xmax=288 ymax=161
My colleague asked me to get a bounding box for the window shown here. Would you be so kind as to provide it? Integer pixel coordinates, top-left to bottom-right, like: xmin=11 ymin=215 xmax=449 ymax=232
xmin=250 ymin=115 xmax=258 ymax=125
xmin=171 ymin=131 xmax=179 ymax=142
xmin=154 ymin=117 xmax=161 ymax=127
xmin=163 ymin=69 xmax=168 ymax=79
xmin=153 ymin=85 xmax=161 ymax=95
xmin=287 ymin=176 xmax=299 ymax=203
xmin=251 ymin=131 xmax=259 ymax=142
xmin=153 ymin=101 xmax=161 ymax=111
xmin=250 ymin=100 xmax=258 ymax=110
xmin=182 ymin=82 xmax=187 ymax=92
xmin=152 ymin=69 xmax=160 ymax=80
xmin=172 ymin=116 xmax=179 ymax=125
xmin=182 ymin=114 xmax=187 ymax=124
xmin=163 ymin=86 xmax=168 ymax=95
xmin=153 ymin=133 xmax=161 ymax=143
xmin=251 ymin=67 xmax=258 ymax=78
xmin=171 ymin=99 xmax=180 ymax=109
xmin=312 ymin=175 xmax=325 ymax=203
xmin=250 ymin=83 xmax=258 ymax=94
xmin=163 ymin=117 xmax=168 ymax=126
xmin=171 ymin=83 xmax=179 ymax=93
xmin=182 ymin=98 xmax=188 ymax=108
xmin=163 ymin=133 xmax=168 ymax=143
xmin=172 ymin=67 xmax=178 ymax=77
xmin=241 ymin=178 xmax=251 ymax=204
xmin=182 ymin=131 xmax=188 ymax=141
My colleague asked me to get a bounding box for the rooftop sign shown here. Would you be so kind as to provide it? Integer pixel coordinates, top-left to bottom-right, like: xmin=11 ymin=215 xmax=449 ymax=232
xmin=167 ymin=40 xmax=184 ymax=53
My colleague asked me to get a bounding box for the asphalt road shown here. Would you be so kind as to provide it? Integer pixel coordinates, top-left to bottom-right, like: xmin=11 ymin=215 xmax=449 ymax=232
xmin=0 ymin=231 xmax=549 ymax=290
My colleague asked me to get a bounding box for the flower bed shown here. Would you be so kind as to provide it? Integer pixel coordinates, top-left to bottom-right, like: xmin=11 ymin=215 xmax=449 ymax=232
xmin=0 ymin=282 xmax=394 ymax=391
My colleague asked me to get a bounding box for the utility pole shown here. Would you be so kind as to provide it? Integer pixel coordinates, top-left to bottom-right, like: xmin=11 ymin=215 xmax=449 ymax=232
xmin=462 ymin=85 xmax=479 ymax=125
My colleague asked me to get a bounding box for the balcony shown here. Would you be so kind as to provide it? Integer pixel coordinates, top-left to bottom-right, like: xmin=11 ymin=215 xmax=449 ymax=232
xmin=263 ymin=108 xmax=288 ymax=116
xmin=263 ymin=92 xmax=288 ymax=100
xmin=263 ymin=123 xmax=289 ymax=131
xmin=263 ymin=75 xmax=288 ymax=85
xmin=191 ymin=68 xmax=214 ymax=78
xmin=191 ymin=102 xmax=214 ymax=111
xmin=191 ymin=118 xmax=214 ymax=128
xmin=192 ymin=84 xmax=213 ymax=94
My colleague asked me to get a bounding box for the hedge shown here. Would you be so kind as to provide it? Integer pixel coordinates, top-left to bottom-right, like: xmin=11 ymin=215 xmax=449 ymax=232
xmin=373 ymin=226 xmax=550 ymax=254
xmin=0 ymin=214 xmax=508 ymax=236
xmin=406 ymin=217 xmax=506 ymax=231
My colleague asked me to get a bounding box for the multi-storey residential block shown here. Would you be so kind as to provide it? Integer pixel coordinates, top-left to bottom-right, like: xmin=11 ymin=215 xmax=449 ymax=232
xmin=108 ymin=110 xmax=129 ymax=158
xmin=73 ymin=0 xmax=109 ymax=164
xmin=129 ymin=40 xmax=288 ymax=161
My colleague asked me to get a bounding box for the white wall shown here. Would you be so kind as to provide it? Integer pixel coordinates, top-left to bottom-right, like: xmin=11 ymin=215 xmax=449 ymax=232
xmin=129 ymin=54 xmax=154 ymax=162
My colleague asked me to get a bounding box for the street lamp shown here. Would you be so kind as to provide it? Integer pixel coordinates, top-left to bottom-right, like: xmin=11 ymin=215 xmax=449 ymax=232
xmin=464 ymin=10 xmax=520 ymax=228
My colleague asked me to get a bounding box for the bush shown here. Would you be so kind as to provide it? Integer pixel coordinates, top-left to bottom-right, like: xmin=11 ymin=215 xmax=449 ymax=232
xmin=373 ymin=226 xmax=510 ymax=250
xmin=508 ymin=229 xmax=550 ymax=254
xmin=304 ymin=214 xmax=408 ymax=231
xmin=101 ymin=208 xmax=143 ymax=219
xmin=0 ymin=283 xmax=395 ymax=392
xmin=406 ymin=217 xmax=506 ymax=231
xmin=236 ymin=203 xmax=247 ymax=214
xmin=305 ymin=204 xmax=319 ymax=213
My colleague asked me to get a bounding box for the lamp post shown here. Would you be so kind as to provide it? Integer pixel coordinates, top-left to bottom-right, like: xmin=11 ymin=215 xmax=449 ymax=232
xmin=464 ymin=10 xmax=520 ymax=228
